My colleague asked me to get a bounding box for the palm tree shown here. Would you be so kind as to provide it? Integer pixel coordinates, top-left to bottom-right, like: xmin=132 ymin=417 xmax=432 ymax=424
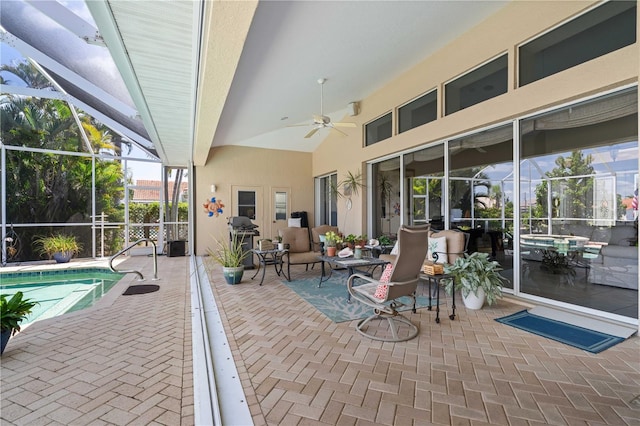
xmin=1 ymin=61 xmax=125 ymax=260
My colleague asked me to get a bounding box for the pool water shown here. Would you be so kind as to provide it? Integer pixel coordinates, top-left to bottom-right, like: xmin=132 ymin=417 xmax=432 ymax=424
xmin=0 ymin=269 xmax=124 ymax=326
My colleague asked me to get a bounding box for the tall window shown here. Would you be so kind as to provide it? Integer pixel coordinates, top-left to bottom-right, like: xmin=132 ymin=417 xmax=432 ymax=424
xmin=372 ymin=158 xmax=401 ymax=238
xmin=519 ymin=88 xmax=638 ymax=316
xmin=403 ymin=145 xmax=445 ymax=229
xmin=316 ymin=174 xmax=337 ymax=226
xmin=519 ymin=1 xmax=636 ymax=86
xmin=449 ymin=124 xmax=514 ymax=287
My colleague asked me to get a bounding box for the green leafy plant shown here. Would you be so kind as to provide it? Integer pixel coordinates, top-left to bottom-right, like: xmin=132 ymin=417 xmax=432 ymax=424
xmin=377 ymin=235 xmax=393 ymax=246
xmin=443 ymin=252 xmax=508 ymax=306
xmin=1 ymin=292 xmax=38 ymax=335
xmin=207 ymin=233 xmax=249 ymax=268
xmin=343 ymin=234 xmax=358 ymax=246
xmin=330 ymin=169 xmax=366 ymax=199
xmin=34 ymin=234 xmax=81 ymax=259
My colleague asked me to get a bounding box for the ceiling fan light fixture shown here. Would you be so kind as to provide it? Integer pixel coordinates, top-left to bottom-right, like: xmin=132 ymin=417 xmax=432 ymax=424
xmin=294 ymin=78 xmax=356 ymax=138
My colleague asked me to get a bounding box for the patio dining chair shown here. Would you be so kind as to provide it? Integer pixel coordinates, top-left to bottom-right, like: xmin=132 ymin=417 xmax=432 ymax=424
xmin=347 ymin=224 xmax=429 ymax=342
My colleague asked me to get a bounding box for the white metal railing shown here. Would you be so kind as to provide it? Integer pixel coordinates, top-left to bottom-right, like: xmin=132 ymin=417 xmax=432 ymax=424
xmin=109 ymin=238 xmax=158 ymax=280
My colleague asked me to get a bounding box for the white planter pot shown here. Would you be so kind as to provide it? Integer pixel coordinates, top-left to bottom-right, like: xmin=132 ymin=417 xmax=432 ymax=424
xmin=462 ymin=287 xmax=485 ymax=310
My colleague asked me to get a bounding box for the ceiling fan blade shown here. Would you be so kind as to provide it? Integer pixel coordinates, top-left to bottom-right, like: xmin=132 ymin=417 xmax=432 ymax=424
xmin=330 ymin=126 xmax=348 ymax=136
xmin=304 ymin=127 xmax=319 ymax=138
xmin=333 ymin=122 xmax=356 ymax=128
xmin=287 ymin=123 xmax=313 ymax=128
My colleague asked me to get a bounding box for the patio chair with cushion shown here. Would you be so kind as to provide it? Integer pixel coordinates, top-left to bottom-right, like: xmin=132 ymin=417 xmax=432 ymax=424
xmin=280 ymin=227 xmax=322 ymax=279
xmin=311 ymin=225 xmax=339 ymax=252
xmin=379 ymin=228 xmax=468 ymax=266
xmin=428 ymin=229 xmax=469 ymax=264
xmin=347 ymin=224 xmax=430 ymax=342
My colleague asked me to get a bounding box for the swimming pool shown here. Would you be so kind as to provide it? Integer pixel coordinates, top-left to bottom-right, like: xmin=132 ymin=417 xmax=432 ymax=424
xmin=0 ymin=268 xmax=124 ymax=326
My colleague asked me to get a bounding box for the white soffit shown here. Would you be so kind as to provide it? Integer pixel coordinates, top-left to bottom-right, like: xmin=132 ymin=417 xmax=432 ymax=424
xmin=92 ymin=0 xmax=203 ymax=167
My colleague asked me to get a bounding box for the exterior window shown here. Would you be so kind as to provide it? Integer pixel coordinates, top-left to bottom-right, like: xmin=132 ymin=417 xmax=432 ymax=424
xmin=238 ymin=190 xmax=256 ymax=219
xmin=519 ymin=1 xmax=636 ymax=86
xmin=274 ymin=191 xmax=287 ymax=220
xmin=317 ymin=174 xmax=337 ymax=226
xmin=445 ymin=55 xmax=508 ymax=115
xmin=365 ymin=112 xmax=392 ymax=146
xmin=398 ymin=90 xmax=437 ymax=133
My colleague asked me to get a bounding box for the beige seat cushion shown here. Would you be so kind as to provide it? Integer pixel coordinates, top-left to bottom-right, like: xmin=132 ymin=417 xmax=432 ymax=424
xmin=287 ymin=251 xmax=321 ymax=264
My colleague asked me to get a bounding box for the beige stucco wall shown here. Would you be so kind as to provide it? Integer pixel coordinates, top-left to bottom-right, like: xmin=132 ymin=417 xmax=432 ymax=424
xmin=195 ymin=0 xmax=638 ymax=255
xmin=314 ymin=0 xmax=637 ymax=234
xmin=194 ymin=146 xmax=312 ymax=255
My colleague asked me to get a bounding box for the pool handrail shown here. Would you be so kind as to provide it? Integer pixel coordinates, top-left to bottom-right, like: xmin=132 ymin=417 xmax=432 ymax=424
xmin=109 ymin=238 xmax=158 ymax=280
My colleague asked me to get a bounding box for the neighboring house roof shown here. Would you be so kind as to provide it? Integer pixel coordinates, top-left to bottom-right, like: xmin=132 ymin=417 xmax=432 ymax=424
xmin=132 ymin=180 xmax=188 ymax=203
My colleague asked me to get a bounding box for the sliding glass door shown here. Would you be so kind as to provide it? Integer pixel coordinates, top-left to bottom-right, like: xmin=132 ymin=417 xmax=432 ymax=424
xmin=519 ymin=88 xmax=638 ymax=318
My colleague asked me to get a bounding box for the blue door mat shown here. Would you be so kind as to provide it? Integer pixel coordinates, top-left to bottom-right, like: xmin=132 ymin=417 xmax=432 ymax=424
xmin=495 ymin=309 xmax=628 ymax=353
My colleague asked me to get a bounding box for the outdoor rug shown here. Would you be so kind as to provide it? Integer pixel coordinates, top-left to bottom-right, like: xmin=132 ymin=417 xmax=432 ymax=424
xmin=282 ymin=276 xmax=436 ymax=323
xmin=495 ymin=309 xmax=626 ymax=353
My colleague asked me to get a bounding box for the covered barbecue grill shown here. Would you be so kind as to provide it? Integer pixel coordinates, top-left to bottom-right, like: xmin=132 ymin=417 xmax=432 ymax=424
xmin=228 ymin=216 xmax=259 ymax=269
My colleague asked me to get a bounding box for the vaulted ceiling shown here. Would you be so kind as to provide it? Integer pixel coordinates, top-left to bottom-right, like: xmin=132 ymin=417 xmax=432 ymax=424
xmin=1 ymin=0 xmax=508 ymax=167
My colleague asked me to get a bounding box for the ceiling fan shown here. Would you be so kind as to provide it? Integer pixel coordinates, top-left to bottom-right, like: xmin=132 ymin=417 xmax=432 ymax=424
xmin=293 ymin=78 xmax=356 ymax=138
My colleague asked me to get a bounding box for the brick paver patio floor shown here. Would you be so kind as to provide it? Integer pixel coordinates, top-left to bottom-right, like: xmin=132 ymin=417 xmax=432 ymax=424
xmin=2 ymin=256 xmax=639 ymax=425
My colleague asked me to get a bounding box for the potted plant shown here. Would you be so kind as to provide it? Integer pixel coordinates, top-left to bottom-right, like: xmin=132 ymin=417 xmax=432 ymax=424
xmin=377 ymin=235 xmax=393 ymax=247
xmin=35 ymin=234 xmax=81 ymax=263
xmin=207 ymin=233 xmax=249 ymax=284
xmin=324 ymin=231 xmax=340 ymax=256
xmin=343 ymin=234 xmax=358 ymax=249
xmin=329 ymin=169 xmax=366 ymax=199
xmin=443 ymin=252 xmax=509 ymax=309
xmin=1 ymin=291 xmax=38 ymax=354
xmin=274 ymin=235 xmax=284 ymax=250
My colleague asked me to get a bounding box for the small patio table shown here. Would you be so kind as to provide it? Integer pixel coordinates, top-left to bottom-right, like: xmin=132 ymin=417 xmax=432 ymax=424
xmin=419 ymin=272 xmax=456 ymax=323
xmin=250 ymin=248 xmax=288 ymax=285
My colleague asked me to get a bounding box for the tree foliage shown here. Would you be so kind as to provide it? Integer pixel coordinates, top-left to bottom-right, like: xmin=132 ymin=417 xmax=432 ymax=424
xmin=534 ymin=151 xmax=595 ymax=220
xmin=1 ymin=62 xmax=125 ymax=260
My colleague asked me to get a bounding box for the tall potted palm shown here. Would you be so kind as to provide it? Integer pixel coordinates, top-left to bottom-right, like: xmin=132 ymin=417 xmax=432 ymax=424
xmin=207 ymin=233 xmax=249 ymax=284
xmin=1 ymin=292 xmax=38 ymax=354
